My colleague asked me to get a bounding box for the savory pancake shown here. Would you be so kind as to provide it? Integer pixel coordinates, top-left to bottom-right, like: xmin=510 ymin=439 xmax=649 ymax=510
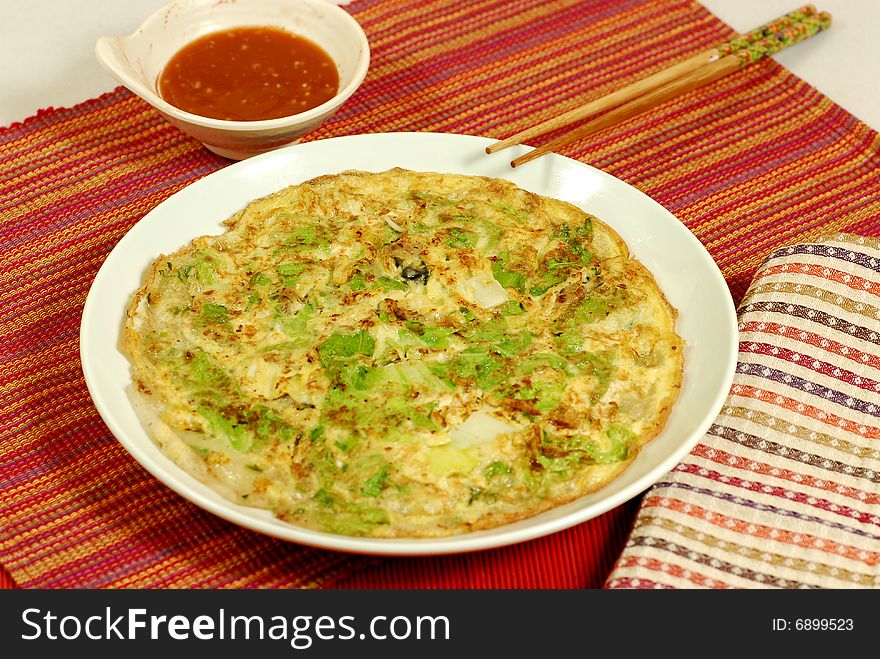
xmin=123 ymin=169 xmax=683 ymax=537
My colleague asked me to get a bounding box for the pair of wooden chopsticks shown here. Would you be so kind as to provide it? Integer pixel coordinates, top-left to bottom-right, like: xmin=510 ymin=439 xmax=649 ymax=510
xmin=488 ymin=5 xmax=832 ymax=167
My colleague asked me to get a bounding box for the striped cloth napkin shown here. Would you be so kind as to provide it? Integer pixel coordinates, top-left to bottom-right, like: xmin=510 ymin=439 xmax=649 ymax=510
xmin=607 ymin=233 xmax=880 ymax=588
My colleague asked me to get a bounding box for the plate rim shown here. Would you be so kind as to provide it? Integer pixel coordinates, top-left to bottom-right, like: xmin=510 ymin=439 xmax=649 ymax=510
xmin=80 ymin=131 xmax=738 ymax=556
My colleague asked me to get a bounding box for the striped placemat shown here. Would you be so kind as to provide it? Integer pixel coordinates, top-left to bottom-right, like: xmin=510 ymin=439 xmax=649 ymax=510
xmin=1 ymin=0 xmax=879 ymax=588
xmin=606 ymin=234 xmax=880 ymax=588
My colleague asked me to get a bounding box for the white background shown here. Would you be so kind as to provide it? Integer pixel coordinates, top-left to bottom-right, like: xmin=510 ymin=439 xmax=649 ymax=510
xmin=1 ymin=0 xmax=877 ymax=129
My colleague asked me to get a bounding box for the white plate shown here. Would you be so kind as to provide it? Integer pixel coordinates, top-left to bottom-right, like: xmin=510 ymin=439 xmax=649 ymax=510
xmin=81 ymin=132 xmax=737 ymax=556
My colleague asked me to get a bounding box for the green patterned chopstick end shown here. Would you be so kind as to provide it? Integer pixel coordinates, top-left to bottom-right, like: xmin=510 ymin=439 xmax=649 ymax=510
xmin=735 ymin=11 xmax=832 ymax=67
xmin=717 ymin=5 xmax=817 ymax=56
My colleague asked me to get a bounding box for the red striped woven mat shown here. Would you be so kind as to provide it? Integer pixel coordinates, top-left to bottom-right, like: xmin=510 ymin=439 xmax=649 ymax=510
xmin=1 ymin=0 xmax=879 ymax=589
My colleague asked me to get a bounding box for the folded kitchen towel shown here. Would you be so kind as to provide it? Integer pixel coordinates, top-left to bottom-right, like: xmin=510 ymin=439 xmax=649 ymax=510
xmin=606 ymin=233 xmax=880 ymax=588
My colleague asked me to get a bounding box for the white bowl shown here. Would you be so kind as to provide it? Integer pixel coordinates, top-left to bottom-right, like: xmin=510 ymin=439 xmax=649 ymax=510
xmin=95 ymin=0 xmax=370 ymax=160
xmin=81 ymin=133 xmax=738 ymax=556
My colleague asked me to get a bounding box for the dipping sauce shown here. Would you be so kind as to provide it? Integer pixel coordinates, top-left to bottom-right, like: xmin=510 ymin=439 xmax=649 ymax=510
xmin=158 ymin=27 xmax=339 ymax=121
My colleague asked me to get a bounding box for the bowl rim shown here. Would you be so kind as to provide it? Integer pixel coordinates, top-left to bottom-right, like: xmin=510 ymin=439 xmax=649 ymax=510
xmin=94 ymin=0 xmax=371 ymax=132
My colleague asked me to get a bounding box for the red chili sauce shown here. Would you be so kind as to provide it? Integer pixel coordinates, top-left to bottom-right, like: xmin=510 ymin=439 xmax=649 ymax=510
xmin=158 ymin=27 xmax=339 ymax=121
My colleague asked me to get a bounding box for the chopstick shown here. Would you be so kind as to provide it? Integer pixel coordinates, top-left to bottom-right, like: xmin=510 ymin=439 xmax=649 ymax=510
xmin=486 ymin=6 xmax=831 ymax=167
xmin=488 ymin=5 xmax=818 ymax=156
